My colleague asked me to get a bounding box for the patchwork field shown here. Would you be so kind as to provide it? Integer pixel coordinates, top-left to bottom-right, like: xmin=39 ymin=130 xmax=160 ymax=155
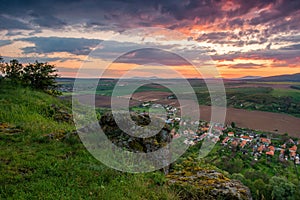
xmin=61 ymin=78 xmax=300 ymax=136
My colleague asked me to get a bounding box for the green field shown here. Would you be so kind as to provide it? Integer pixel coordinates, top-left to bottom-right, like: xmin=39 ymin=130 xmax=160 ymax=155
xmin=271 ymin=88 xmax=300 ymax=102
xmin=60 ymin=79 xmax=300 ymax=117
xmin=251 ymin=81 xmax=300 ymax=85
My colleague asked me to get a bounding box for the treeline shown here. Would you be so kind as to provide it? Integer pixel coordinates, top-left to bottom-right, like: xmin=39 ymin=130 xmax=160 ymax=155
xmin=0 ymin=57 xmax=60 ymax=95
xmin=291 ymin=85 xmax=300 ymax=90
xmin=231 ymin=172 xmax=298 ymax=200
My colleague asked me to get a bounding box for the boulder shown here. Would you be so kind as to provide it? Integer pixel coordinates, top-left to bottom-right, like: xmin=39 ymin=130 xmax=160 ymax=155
xmin=166 ymin=161 xmax=252 ymax=200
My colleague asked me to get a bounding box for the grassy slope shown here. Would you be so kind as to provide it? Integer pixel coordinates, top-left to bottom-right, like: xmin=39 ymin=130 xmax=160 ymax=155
xmin=0 ymin=82 xmax=178 ymax=199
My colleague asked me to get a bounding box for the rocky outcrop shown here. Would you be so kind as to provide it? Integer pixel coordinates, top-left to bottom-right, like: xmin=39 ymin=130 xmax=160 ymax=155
xmin=166 ymin=161 xmax=252 ymax=200
xmin=99 ymin=112 xmax=172 ymax=153
xmin=46 ymin=104 xmax=73 ymax=123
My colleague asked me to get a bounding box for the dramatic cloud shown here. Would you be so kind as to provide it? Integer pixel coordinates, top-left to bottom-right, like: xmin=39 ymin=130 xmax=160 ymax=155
xmin=18 ymin=37 xmax=102 ymax=55
xmin=228 ymin=63 xmax=263 ymax=69
xmin=0 ymin=0 xmax=298 ymax=32
xmin=0 ymin=15 xmax=32 ymax=30
xmin=116 ymin=48 xmax=192 ymax=66
xmin=0 ymin=0 xmax=299 ymax=77
xmin=0 ymin=40 xmax=12 ymax=47
xmin=280 ymin=44 xmax=300 ymax=50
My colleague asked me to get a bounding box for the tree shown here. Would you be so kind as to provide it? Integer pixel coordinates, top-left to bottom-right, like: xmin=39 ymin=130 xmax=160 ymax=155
xmin=252 ymin=179 xmax=270 ymax=200
xmin=0 ymin=56 xmax=3 ymax=81
xmin=22 ymin=61 xmax=58 ymax=90
xmin=269 ymin=176 xmax=296 ymax=200
xmin=0 ymin=59 xmax=23 ymax=84
xmin=231 ymin=121 xmax=236 ymax=128
xmin=231 ymin=173 xmax=246 ymax=183
xmin=0 ymin=56 xmax=3 ymax=66
xmin=0 ymin=59 xmax=60 ymax=94
xmin=221 ymin=158 xmax=244 ymax=173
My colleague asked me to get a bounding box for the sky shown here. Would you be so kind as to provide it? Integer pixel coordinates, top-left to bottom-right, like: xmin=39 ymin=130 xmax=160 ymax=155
xmin=0 ymin=0 xmax=300 ymax=78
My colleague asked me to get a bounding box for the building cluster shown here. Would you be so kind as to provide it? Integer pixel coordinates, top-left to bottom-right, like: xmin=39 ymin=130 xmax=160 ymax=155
xmin=139 ymin=102 xmax=300 ymax=165
xmin=221 ymin=130 xmax=300 ymax=164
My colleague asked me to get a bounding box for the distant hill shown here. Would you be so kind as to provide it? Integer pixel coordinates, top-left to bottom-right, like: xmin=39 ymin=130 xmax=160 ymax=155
xmin=229 ymin=73 xmax=300 ymax=82
xmin=254 ymin=73 xmax=300 ymax=82
xmin=58 ymin=73 xmax=300 ymax=82
xmin=130 ymin=76 xmax=159 ymax=80
xmin=233 ymin=76 xmax=263 ymax=80
xmin=56 ymin=77 xmax=75 ymax=82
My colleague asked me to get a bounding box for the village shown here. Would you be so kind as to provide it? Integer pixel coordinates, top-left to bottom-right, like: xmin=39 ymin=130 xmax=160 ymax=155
xmin=137 ymin=101 xmax=300 ymax=165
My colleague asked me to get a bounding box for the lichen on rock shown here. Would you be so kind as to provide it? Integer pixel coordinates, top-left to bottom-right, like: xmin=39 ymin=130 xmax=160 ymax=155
xmin=167 ymin=160 xmax=252 ymax=200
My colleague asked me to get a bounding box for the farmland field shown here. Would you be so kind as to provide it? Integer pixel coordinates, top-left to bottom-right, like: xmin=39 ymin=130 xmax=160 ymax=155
xmin=271 ymin=88 xmax=300 ymax=101
xmin=61 ymin=78 xmax=300 ymax=136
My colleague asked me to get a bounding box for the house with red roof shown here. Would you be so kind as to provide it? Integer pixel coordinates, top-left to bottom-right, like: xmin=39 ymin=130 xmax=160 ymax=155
xmin=260 ymin=138 xmax=271 ymax=145
xmin=266 ymin=146 xmax=275 ymax=156
xmin=199 ymin=133 xmax=208 ymax=140
xmin=257 ymin=145 xmax=265 ymax=153
xmin=222 ymin=137 xmax=230 ymax=145
xmin=289 ymin=145 xmax=297 ymax=153
xmin=290 ymin=152 xmax=296 ymax=158
xmin=241 ymin=135 xmax=252 ymax=142
xmin=201 ymin=127 xmax=209 ymax=132
xmin=240 ymin=140 xmax=247 ymax=148
xmin=288 ymin=145 xmax=297 ymax=159
xmin=268 ymin=146 xmax=275 ymax=152
xmin=228 ymin=132 xmax=234 ymax=137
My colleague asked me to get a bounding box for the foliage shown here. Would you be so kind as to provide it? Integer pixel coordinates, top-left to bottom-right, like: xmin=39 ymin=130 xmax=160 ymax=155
xmin=291 ymin=85 xmax=300 ymax=90
xmin=0 ymin=58 xmax=59 ymax=94
xmin=22 ymin=61 xmax=58 ymax=90
xmin=231 ymin=121 xmax=236 ymax=128
xmin=269 ymin=176 xmax=296 ymax=200
xmin=201 ymin=134 xmax=300 ymax=200
xmin=0 ymin=59 xmax=23 ymax=84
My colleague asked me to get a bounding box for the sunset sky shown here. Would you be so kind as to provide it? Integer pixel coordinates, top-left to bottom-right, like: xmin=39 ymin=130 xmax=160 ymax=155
xmin=0 ymin=0 xmax=299 ymax=78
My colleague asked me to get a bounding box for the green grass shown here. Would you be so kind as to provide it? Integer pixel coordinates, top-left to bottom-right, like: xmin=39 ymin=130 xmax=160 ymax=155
xmin=0 ymin=82 xmax=178 ymax=199
xmin=271 ymin=88 xmax=300 ymax=101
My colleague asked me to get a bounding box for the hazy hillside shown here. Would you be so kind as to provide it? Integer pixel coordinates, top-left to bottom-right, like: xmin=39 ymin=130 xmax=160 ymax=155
xmin=254 ymin=73 xmax=300 ymax=82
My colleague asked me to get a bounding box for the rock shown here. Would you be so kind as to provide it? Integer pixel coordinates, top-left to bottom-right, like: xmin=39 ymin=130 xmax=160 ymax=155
xmin=46 ymin=104 xmax=73 ymax=123
xmin=99 ymin=112 xmax=172 ymax=153
xmin=44 ymin=130 xmax=77 ymax=141
xmin=166 ymin=162 xmax=252 ymax=200
xmin=0 ymin=122 xmax=22 ymax=135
